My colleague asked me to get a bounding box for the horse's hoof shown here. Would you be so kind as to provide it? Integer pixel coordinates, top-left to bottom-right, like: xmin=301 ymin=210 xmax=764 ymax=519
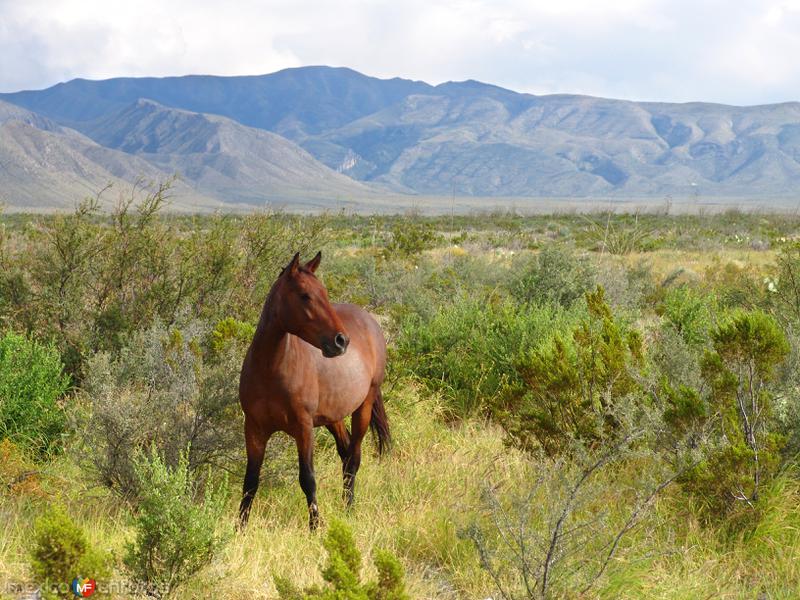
xmin=309 ymin=503 xmax=320 ymax=531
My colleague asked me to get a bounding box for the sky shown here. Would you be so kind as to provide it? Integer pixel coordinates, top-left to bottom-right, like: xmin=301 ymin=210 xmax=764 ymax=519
xmin=1 ymin=0 xmax=800 ymax=105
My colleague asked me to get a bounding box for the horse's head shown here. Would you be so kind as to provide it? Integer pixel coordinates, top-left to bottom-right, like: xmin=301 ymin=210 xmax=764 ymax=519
xmin=275 ymin=251 xmax=349 ymax=357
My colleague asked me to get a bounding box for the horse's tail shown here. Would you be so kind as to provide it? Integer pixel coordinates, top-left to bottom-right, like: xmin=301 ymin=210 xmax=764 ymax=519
xmin=370 ymin=387 xmax=391 ymax=455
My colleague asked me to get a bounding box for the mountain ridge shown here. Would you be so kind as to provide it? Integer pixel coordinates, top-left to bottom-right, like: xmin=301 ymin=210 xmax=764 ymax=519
xmin=2 ymin=66 xmax=800 ymax=208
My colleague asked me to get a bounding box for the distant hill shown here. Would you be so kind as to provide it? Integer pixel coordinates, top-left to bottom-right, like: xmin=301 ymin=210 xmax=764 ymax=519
xmin=0 ymin=102 xmax=212 ymax=209
xmin=2 ymin=66 xmax=800 ymax=209
xmin=0 ymin=95 xmax=379 ymax=210
xmin=81 ymin=99 xmax=376 ymax=204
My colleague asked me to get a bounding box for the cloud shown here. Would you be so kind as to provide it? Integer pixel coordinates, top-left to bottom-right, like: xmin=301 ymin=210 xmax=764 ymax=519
xmin=1 ymin=0 xmax=799 ymax=105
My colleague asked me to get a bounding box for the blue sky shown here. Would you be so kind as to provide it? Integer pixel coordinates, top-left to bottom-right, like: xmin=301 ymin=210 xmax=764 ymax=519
xmin=2 ymin=0 xmax=800 ymax=105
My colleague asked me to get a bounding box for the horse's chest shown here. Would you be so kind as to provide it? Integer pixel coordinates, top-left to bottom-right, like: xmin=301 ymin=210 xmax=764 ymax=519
xmin=312 ymin=353 xmax=371 ymax=422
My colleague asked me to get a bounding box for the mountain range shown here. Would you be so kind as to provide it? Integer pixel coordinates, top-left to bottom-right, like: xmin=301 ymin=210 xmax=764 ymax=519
xmin=2 ymin=66 xmax=800 ymax=210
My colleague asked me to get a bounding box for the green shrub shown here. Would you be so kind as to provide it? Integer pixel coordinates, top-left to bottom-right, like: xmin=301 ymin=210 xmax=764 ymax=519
xmin=659 ymin=286 xmax=715 ymax=349
xmin=275 ymin=519 xmax=408 ymax=600
xmin=384 ymin=220 xmax=440 ymax=259
xmin=395 ymin=295 xmax=575 ymax=417
xmin=124 ymin=447 xmax=229 ymax=598
xmin=0 ymin=332 xmax=70 ymax=459
xmin=30 ymin=507 xmax=110 ymax=599
xmin=770 ymin=242 xmax=800 ymax=325
xmin=510 ymin=244 xmax=596 ymax=307
xmin=501 ymin=287 xmax=644 ymax=455
xmin=683 ymin=310 xmax=790 ymax=522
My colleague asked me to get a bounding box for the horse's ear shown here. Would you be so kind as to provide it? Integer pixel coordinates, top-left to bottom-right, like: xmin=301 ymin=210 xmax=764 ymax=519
xmin=287 ymin=252 xmax=301 ymax=275
xmin=305 ymin=251 xmax=322 ymax=273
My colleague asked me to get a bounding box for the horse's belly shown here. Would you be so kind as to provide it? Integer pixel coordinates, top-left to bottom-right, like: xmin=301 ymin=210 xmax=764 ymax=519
xmin=314 ymin=351 xmax=371 ymax=424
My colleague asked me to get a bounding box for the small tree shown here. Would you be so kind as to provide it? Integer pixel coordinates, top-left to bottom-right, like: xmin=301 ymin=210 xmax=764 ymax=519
xmin=693 ymin=310 xmax=789 ymax=510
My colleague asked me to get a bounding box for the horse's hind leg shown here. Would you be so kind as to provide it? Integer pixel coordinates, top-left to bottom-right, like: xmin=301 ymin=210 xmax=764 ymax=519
xmin=326 ymin=421 xmax=352 ymax=502
xmin=344 ymin=385 xmax=377 ymax=507
xmin=294 ymin=421 xmax=320 ymax=531
xmin=238 ymin=418 xmax=271 ymax=529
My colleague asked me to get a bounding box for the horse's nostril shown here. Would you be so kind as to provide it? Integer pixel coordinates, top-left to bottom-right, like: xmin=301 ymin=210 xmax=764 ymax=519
xmin=334 ymin=333 xmax=348 ymax=350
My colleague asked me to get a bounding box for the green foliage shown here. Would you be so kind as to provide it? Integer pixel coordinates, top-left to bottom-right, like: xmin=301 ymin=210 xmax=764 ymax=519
xmin=30 ymin=507 xmax=110 ymax=599
xmin=384 ymin=219 xmax=440 ymax=259
xmin=661 ymin=383 xmax=707 ymax=434
xmin=659 ymin=286 xmax=715 ymax=348
xmin=124 ymin=447 xmax=229 ymax=598
xmin=683 ymin=311 xmax=790 ymax=520
xmin=510 ymin=244 xmax=596 ymax=307
xmin=275 ymin=519 xmax=408 ymax=600
xmin=209 ymin=317 xmax=255 ymax=355
xmin=501 ymin=287 xmax=644 ymax=454
xmin=0 ymin=332 xmax=70 ymax=459
xmin=0 ymin=187 xmax=329 ymax=379
xmin=82 ymin=321 xmax=242 ymax=498
xmin=395 ymin=295 xmax=574 ymax=417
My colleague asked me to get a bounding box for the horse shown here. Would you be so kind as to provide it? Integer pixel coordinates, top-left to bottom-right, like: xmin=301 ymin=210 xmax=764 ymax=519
xmin=237 ymin=251 xmax=390 ymax=530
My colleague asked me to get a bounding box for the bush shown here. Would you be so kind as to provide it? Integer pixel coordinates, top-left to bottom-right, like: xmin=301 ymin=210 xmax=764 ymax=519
xmin=659 ymin=286 xmax=715 ymax=349
xmin=683 ymin=310 xmax=790 ymax=522
xmin=510 ymin=244 xmax=596 ymax=307
xmin=275 ymin=519 xmax=408 ymax=600
xmin=501 ymin=287 xmax=644 ymax=455
xmin=125 ymin=447 xmax=229 ymax=598
xmin=0 ymin=332 xmax=70 ymax=459
xmin=384 ymin=219 xmax=440 ymax=259
xmin=81 ymin=321 xmax=242 ymax=498
xmin=467 ymin=417 xmax=677 ymax=600
xmin=395 ymin=295 xmax=575 ymax=417
xmin=30 ymin=507 xmax=110 ymax=599
xmin=209 ymin=317 xmax=255 ymax=355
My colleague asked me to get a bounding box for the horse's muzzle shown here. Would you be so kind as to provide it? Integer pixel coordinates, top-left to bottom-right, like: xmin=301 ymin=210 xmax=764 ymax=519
xmin=321 ymin=332 xmax=349 ymax=357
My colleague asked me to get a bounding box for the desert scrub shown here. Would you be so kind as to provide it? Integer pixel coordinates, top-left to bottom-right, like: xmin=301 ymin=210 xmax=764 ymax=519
xmin=384 ymin=219 xmax=441 ymax=259
xmin=510 ymin=243 xmax=596 ymax=307
xmin=0 ymin=332 xmax=70 ymax=459
xmin=80 ymin=320 xmax=242 ymax=498
xmin=394 ymin=295 xmax=578 ymax=418
xmin=30 ymin=507 xmax=110 ymax=599
xmin=2 ymin=190 xmax=330 ymax=378
xmin=125 ymin=448 xmax=229 ymax=598
xmin=682 ymin=310 xmax=790 ymax=524
xmin=657 ymin=285 xmax=716 ymax=349
xmin=275 ymin=519 xmax=409 ymax=600
xmin=500 ymin=287 xmax=644 ymax=455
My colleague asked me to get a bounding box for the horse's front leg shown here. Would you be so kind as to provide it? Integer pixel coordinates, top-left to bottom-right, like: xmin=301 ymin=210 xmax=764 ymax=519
xmin=238 ymin=417 xmax=272 ymax=529
xmin=294 ymin=422 xmax=319 ymax=531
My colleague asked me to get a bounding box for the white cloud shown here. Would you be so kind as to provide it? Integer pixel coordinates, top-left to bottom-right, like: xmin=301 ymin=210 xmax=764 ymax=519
xmin=0 ymin=0 xmax=799 ymax=105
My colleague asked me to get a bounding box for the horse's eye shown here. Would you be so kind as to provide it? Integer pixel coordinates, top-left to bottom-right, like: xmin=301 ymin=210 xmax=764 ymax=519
xmin=300 ymin=293 xmax=311 ymax=302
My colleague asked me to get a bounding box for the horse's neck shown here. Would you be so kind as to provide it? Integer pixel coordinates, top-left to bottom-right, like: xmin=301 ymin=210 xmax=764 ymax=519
xmin=251 ymin=284 xmax=294 ymax=369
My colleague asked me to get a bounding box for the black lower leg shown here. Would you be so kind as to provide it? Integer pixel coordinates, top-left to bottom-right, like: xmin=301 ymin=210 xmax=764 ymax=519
xmin=343 ymin=450 xmax=361 ymax=508
xmin=238 ymin=461 xmax=261 ymax=527
xmin=299 ymin=459 xmax=318 ymax=530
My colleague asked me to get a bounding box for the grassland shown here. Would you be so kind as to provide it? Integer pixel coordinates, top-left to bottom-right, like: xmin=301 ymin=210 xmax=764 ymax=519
xmin=3 ymin=203 xmax=800 ymax=599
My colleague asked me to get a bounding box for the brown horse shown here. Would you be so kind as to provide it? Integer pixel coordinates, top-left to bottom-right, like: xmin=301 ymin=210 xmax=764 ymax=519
xmin=238 ymin=251 xmax=389 ymax=530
